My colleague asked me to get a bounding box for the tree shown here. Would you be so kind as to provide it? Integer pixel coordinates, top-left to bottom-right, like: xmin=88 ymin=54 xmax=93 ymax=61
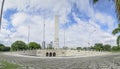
xmin=0 ymin=44 xmax=5 ymax=51
xmin=90 ymin=46 xmax=95 ymax=50
xmin=94 ymin=43 xmax=103 ymax=51
xmin=3 ymin=47 xmax=10 ymax=51
xmin=103 ymin=44 xmax=111 ymax=51
xmin=112 ymin=46 xmax=120 ymax=51
xmin=112 ymin=24 xmax=120 ymax=46
xmin=112 ymin=0 xmax=120 ymax=47
xmin=76 ymin=47 xmax=82 ymax=50
xmin=90 ymin=43 xmax=112 ymax=51
xmin=11 ymin=40 xmax=27 ymax=51
xmin=83 ymin=47 xmax=88 ymax=51
xmin=115 ymin=0 xmax=120 ymax=22
xmin=28 ymin=42 xmax=41 ymax=50
xmin=0 ymin=0 xmax=5 ymax=29
xmin=0 ymin=44 xmax=10 ymax=51
xmin=93 ymin=0 xmax=99 ymax=4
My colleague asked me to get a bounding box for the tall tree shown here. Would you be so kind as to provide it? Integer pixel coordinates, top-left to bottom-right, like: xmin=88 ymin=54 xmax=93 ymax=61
xmin=112 ymin=24 xmax=120 ymax=46
xmin=109 ymin=0 xmax=120 ymax=47
xmin=115 ymin=0 xmax=120 ymax=22
xmin=11 ymin=41 xmax=27 ymax=51
xmin=93 ymin=0 xmax=98 ymax=4
xmin=0 ymin=0 xmax=5 ymax=30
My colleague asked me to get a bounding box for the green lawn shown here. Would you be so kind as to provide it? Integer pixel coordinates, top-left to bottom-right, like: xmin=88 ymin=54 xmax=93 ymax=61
xmin=0 ymin=61 xmax=20 ymax=69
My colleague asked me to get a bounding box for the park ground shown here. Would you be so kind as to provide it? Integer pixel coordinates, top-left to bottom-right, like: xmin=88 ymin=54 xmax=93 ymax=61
xmin=0 ymin=52 xmax=120 ymax=69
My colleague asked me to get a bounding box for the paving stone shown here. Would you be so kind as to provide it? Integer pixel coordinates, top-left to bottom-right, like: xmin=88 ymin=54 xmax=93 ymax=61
xmin=1 ymin=53 xmax=120 ymax=69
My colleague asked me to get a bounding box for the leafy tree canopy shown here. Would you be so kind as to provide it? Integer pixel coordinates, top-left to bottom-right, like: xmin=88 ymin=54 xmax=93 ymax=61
xmin=76 ymin=47 xmax=82 ymax=50
xmin=11 ymin=40 xmax=27 ymax=51
xmin=28 ymin=42 xmax=41 ymax=50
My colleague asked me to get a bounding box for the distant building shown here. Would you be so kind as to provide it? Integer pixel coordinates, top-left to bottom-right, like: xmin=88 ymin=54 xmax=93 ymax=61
xmin=47 ymin=41 xmax=53 ymax=49
xmin=50 ymin=41 xmax=53 ymax=48
xmin=42 ymin=41 xmax=46 ymax=49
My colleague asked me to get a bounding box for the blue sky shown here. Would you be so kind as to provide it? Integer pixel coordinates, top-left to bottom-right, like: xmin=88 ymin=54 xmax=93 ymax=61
xmin=0 ymin=0 xmax=118 ymax=47
xmin=3 ymin=0 xmax=116 ymax=31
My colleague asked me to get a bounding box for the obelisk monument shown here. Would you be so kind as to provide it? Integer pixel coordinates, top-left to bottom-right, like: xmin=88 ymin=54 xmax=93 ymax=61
xmin=54 ymin=15 xmax=59 ymax=49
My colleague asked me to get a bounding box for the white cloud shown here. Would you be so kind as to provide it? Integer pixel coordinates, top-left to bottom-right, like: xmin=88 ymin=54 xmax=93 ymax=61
xmin=95 ymin=12 xmax=116 ymax=32
xmin=0 ymin=0 xmax=117 ymax=48
xmin=11 ymin=12 xmax=31 ymax=27
xmin=62 ymin=11 xmax=116 ymax=47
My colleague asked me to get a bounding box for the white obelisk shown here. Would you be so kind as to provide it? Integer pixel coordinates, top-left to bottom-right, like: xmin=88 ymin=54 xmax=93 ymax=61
xmin=42 ymin=17 xmax=46 ymax=49
xmin=54 ymin=15 xmax=59 ymax=49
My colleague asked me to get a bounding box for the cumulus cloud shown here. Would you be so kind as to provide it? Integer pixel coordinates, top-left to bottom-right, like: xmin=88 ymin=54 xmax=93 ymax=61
xmin=63 ymin=12 xmax=116 ymax=47
xmin=0 ymin=0 xmax=117 ymax=48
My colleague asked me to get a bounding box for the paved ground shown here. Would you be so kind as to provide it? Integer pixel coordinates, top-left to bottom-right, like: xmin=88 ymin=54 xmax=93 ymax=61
xmin=1 ymin=53 xmax=120 ymax=69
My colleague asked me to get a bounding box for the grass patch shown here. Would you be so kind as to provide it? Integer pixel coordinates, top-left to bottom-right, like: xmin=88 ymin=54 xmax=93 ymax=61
xmin=111 ymin=51 xmax=120 ymax=53
xmin=0 ymin=61 xmax=19 ymax=69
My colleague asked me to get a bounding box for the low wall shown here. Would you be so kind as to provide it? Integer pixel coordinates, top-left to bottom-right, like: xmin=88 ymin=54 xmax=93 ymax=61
xmin=10 ymin=50 xmax=37 ymax=56
xmin=7 ymin=49 xmax=111 ymax=57
xmin=64 ymin=50 xmax=111 ymax=56
xmin=36 ymin=49 xmax=111 ymax=57
xmin=36 ymin=49 xmax=66 ymax=57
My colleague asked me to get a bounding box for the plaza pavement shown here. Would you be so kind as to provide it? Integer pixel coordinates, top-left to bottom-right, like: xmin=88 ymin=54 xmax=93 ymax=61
xmin=1 ymin=52 xmax=120 ymax=69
